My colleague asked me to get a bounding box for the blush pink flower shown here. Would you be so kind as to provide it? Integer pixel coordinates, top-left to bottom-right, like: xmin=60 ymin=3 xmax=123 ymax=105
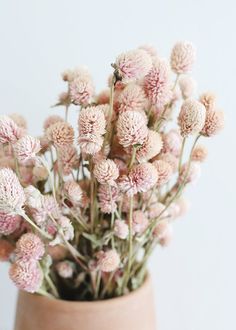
xmin=0 ymin=212 xmax=21 ymax=235
xmin=176 ymin=197 xmax=191 ymax=217
xmin=94 ymin=159 xmax=119 ymax=186
xmin=178 ymin=99 xmax=206 ymax=137
xmin=179 ymin=162 xmax=201 ymax=185
xmin=0 ymin=168 xmax=25 ymax=214
xmin=9 ymin=259 xmax=42 ymax=293
xmin=117 ymin=84 xmax=147 ymax=113
xmin=43 ymin=115 xmax=64 ymax=131
xmin=50 ymin=216 xmax=74 ymax=246
xmin=16 ymin=233 xmax=45 ymax=261
xmin=115 ymin=49 xmax=152 ymax=82
xmin=9 ymin=113 xmax=27 ymax=130
xmin=199 ymin=92 xmax=216 ymax=112
xmin=24 ymin=186 xmax=43 ymax=209
xmin=64 ymin=180 xmax=83 ymax=205
xmin=56 ymin=261 xmax=74 ymax=278
xmin=0 ymin=115 xmax=23 ymax=144
xmin=0 ymin=239 xmax=14 ymax=261
xmin=158 ymin=153 xmax=179 ymax=173
xmin=162 ymin=129 xmax=182 ymax=157
xmin=136 ymin=130 xmax=163 ymax=162
xmin=191 ymin=145 xmax=208 ymax=162
xmin=119 ymin=163 xmax=158 ymax=196
xmin=117 ymin=110 xmax=148 ymax=148
xmin=179 ymin=76 xmax=197 ymax=99
xmin=46 ymin=122 xmax=74 ymax=148
xmin=13 ymin=135 xmax=41 ymax=164
xmin=132 ymin=210 xmax=149 ymax=235
xmin=201 ymin=110 xmax=224 ymax=137
xmin=143 ymin=59 xmax=172 ymax=107
xmin=57 ymin=145 xmax=79 ymax=176
xmin=139 ymin=44 xmax=158 ymax=61
xmin=153 ymin=160 xmax=173 ymax=186
xmin=114 ymin=219 xmax=129 ymax=239
xmin=98 ymin=185 xmax=119 ymax=214
xmin=159 ymin=225 xmax=173 ymax=247
xmin=148 ymin=202 xmax=168 ymax=220
xmin=69 ymin=67 xmax=95 ymax=106
xmin=97 ymin=250 xmax=120 ymax=272
xmin=48 ymin=245 xmax=67 ymax=261
xmin=153 ymin=220 xmax=170 ymax=239
xmin=171 ymin=41 xmax=196 ymax=74
xmin=96 ymin=89 xmax=110 ymax=105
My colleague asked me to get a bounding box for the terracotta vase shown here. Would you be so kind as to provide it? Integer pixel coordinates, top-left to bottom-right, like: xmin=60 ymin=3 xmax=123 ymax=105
xmin=14 ymin=275 xmax=157 ymax=330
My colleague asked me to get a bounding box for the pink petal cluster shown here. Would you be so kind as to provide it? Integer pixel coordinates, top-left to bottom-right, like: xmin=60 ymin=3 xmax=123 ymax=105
xmin=114 ymin=219 xmax=129 ymax=239
xmin=94 ymin=159 xmax=119 ymax=186
xmin=13 ymin=135 xmax=41 ymax=164
xmin=132 ymin=210 xmax=149 ymax=235
xmin=16 ymin=233 xmax=45 ymax=261
xmin=43 ymin=115 xmax=64 ymax=131
xmin=57 ymin=145 xmax=79 ymax=176
xmin=97 ymin=249 xmax=120 ymax=272
xmin=139 ymin=44 xmax=158 ymax=61
xmin=115 ymin=49 xmax=152 ymax=82
xmin=201 ymin=110 xmax=224 ymax=137
xmin=98 ymin=185 xmax=119 ymax=214
xmin=199 ymin=92 xmax=216 ymax=112
xmin=191 ymin=145 xmax=208 ymax=162
xmin=178 ymin=99 xmax=206 ymax=137
xmin=162 ymin=129 xmax=182 ymax=156
xmin=50 ymin=216 xmax=74 ymax=246
xmin=170 ymin=41 xmax=196 ymax=74
xmin=78 ymin=106 xmax=106 ymax=155
xmin=64 ymin=180 xmax=83 ymax=205
xmin=117 ymin=84 xmax=147 ymax=113
xmin=119 ymin=163 xmax=158 ymax=196
xmin=117 ymin=111 xmax=148 ymax=148
xmin=0 ymin=239 xmax=14 ymax=261
xmin=179 ymin=162 xmax=201 ymax=185
xmin=0 ymin=212 xmax=21 ymax=235
xmin=153 ymin=160 xmax=173 ymax=186
xmin=136 ymin=130 xmax=163 ymax=162
xmin=148 ymin=202 xmax=168 ymax=220
xmin=153 ymin=221 xmax=173 ymax=247
xmin=9 ymin=113 xmax=27 ymax=130
xmin=46 ymin=122 xmax=74 ymax=148
xmin=158 ymin=152 xmax=179 ymax=173
xmin=179 ymin=76 xmax=197 ymax=99
xmin=0 ymin=115 xmax=23 ymax=144
xmin=56 ymin=261 xmax=74 ymax=278
xmin=143 ymin=59 xmax=172 ymax=107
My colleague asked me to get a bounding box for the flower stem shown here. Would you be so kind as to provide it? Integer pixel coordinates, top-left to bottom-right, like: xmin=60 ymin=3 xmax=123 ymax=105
xmin=45 ymin=273 xmax=59 ymax=298
xmin=178 ymin=137 xmax=186 ymax=173
xmin=19 ymin=211 xmax=52 ymax=240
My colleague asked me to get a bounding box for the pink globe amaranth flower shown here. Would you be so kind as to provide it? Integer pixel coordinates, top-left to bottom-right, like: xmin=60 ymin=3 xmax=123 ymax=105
xmin=0 ymin=211 xmax=21 ymax=235
xmin=157 ymin=152 xmax=179 ymax=173
xmin=46 ymin=121 xmax=74 ymax=148
xmin=117 ymin=84 xmax=147 ymax=113
xmin=79 ymin=106 xmax=106 ymax=136
xmin=13 ymin=135 xmax=41 ymax=164
xmin=0 ymin=168 xmax=25 ymax=214
xmin=179 ymin=161 xmax=201 ymax=185
xmin=0 ymin=115 xmax=23 ymax=144
xmin=148 ymin=202 xmax=168 ymax=220
xmin=178 ymin=99 xmax=206 ymax=137
xmin=9 ymin=113 xmax=27 ymax=130
xmin=153 ymin=220 xmax=170 ymax=238
xmin=16 ymin=233 xmax=45 ymax=261
xmin=38 ymin=135 xmax=50 ymax=153
xmin=176 ymin=197 xmax=191 ymax=217
xmin=69 ymin=67 xmax=95 ymax=106
xmin=98 ymin=185 xmax=119 ymax=214
xmin=115 ymin=49 xmax=152 ymax=82
xmin=24 ymin=186 xmax=43 ymax=209
xmin=50 ymin=216 xmax=74 ymax=246
xmin=31 ymin=195 xmax=60 ymax=226
xmin=143 ymin=58 xmax=172 ymax=107
xmin=97 ymin=249 xmax=120 ymax=272
xmin=153 ymin=160 xmax=173 ymax=186
xmin=199 ymin=92 xmax=216 ymax=112
xmin=162 ymin=129 xmax=182 ymax=157
xmin=201 ymin=110 xmax=224 ymax=137
xmin=139 ymin=44 xmax=158 ymax=61
xmin=57 ymin=145 xmax=79 ymax=176
xmin=132 ymin=210 xmax=149 ymax=235
xmin=136 ymin=130 xmax=163 ymax=162
xmin=96 ymin=89 xmax=110 ymax=105
xmin=9 ymin=259 xmax=43 ymax=293
xmin=167 ymin=202 xmax=181 ymax=221
xmin=113 ymin=158 xmax=127 ymax=176
xmin=78 ymin=134 xmax=104 ymax=155
xmin=179 ymin=76 xmax=197 ymax=99
xmin=170 ymin=41 xmax=196 ymax=74
xmin=119 ymin=163 xmax=158 ymax=196
xmin=114 ymin=219 xmax=129 ymax=239
xmin=191 ymin=145 xmax=208 ymax=162
xmin=117 ymin=110 xmax=148 ymax=148
xmin=93 ymin=159 xmax=119 ymax=186
xmin=43 ymin=115 xmax=64 ymax=131
xmin=64 ymin=180 xmax=83 ymax=205
xmin=56 ymin=261 xmax=74 ymax=279
xmin=47 ymin=245 xmax=67 ymax=261
xmin=0 ymin=239 xmax=14 ymax=261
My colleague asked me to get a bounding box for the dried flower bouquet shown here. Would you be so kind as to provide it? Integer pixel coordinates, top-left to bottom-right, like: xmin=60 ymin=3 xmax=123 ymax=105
xmin=0 ymin=42 xmax=224 ymax=301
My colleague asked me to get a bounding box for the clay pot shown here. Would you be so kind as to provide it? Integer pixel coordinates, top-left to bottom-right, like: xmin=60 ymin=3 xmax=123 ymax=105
xmin=14 ymin=275 xmax=156 ymax=330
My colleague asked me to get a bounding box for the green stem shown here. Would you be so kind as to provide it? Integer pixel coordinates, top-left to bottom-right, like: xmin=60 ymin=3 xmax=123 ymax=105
xmin=178 ymin=137 xmax=186 ymax=173
xmin=19 ymin=211 xmax=52 ymax=240
xmin=45 ymin=273 xmax=59 ymax=298
xmin=127 ymin=196 xmax=134 ymax=277
xmin=37 ymin=288 xmax=55 ymax=299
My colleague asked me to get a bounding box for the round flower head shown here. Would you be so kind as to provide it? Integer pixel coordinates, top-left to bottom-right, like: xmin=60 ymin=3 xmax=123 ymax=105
xmin=136 ymin=130 xmax=163 ymax=162
xmin=0 ymin=168 xmax=25 ymax=214
xmin=148 ymin=202 xmax=168 ymax=220
xmin=9 ymin=113 xmax=27 ymax=130
xmin=98 ymin=185 xmax=119 ymax=214
xmin=139 ymin=44 xmax=158 ymax=61
xmin=179 ymin=76 xmax=197 ymax=99
xmin=79 ymin=134 xmax=104 ymax=155
xmin=199 ymin=92 xmax=216 ymax=112
xmin=158 ymin=152 xmax=179 ymax=173
xmin=162 ymin=129 xmax=182 ymax=157
xmin=132 ymin=210 xmax=149 ymax=235
xmin=176 ymin=197 xmax=191 ymax=217
xmin=50 ymin=216 xmax=74 ymax=246
xmin=114 ymin=219 xmax=129 ymax=239
xmin=115 ymin=49 xmax=152 ymax=82
xmin=16 ymin=233 xmax=45 ymax=261
xmin=170 ymin=41 xmax=196 ymax=74
xmin=46 ymin=122 xmax=74 ymax=148
xmin=43 ymin=115 xmax=64 ymax=131
xmin=56 ymin=261 xmax=74 ymax=279
xmin=13 ymin=135 xmax=41 ymax=164
xmin=96 ymin=89 xmax=110 ymax=105
xmin=48 ymin=245 xmax=67 ymax=261
xmin=0 ymin=239 xmax=14 ymax=261
xmin=69 ymin=67 xmax=95 ymax=106
xmin=191 ymin=145 xmax=208 ymax=162
xmin=93 ymin=159 xmax=119 ymax=186
xmin=57 ymin=145 xmax=79 ymax=176
xmin=117 ymin=84 xmax=147 ymax=113
xmin=179 ymin=161 xmax=201 ymax=185
xmin=9 ymin=259 xmax=42 ymax=293
xmin=153 ymin=160 xmax=173 ymax=186
xmin=201 ymin=110 xmax=224 ymax=137
xmin=178 ymin=99 xmax=206 ymax=137
xmin=64 ymin=180 xmax=83 ymax=205
xmin=117 ymin=110 xmax=148 ymax=148
xmin=24 ymin=185 xmax=43 ymax=209
xmin=79 ymin=106 xmax=106 ymax=136
xmin=0 ymin=211 xmax=21 ymax=235
xmin=97 ymin=250 xmax=120 ymax=272
xmin=119 ymin=163 xmax=158 ymax=196
xmin=0 ymin=115 xmax=23 ymax=144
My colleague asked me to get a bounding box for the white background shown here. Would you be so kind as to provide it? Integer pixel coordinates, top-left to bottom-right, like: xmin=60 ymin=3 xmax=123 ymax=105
xmin=0 ymin=1 xmax=235 ymax=329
